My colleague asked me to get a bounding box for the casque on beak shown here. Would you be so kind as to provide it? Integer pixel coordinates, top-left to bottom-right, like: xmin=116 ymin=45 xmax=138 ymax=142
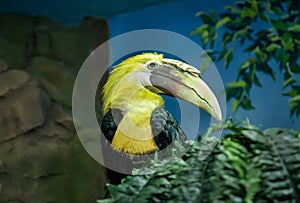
xmin=149 ymin=58 xmax=222 ymax=120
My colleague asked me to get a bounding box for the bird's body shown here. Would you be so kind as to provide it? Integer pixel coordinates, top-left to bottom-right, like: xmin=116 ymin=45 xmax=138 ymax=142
xmin=100 ymin=53 xmax=221 ymax=184
xmin=101 ymin=107 xmax=186 ymax=184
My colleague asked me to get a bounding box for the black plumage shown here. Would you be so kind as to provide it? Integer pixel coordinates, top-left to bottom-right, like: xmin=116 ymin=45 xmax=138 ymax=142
xmin=101 ymin=109 xmax=124 ymax=143
xmin=100 ymin=107 xmax=186 ymax=185
xmin=151 ymin=107 xmax=186 ymax=150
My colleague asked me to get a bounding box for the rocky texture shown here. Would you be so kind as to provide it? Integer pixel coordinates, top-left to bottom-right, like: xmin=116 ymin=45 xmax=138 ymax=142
xmin=27 ymin=56 xmax=75 ymax=107
xmin=0 ymin=69 xmax=30 ymax=96
xmin=0 ymin=14 xmax=108 ymax=70
xmin=0 ymin=14 xmax=109 ymax=203
xmin=0 ymin=14 xmax=108 ymax=107
xmin=0 ymin=65 xmax=107 ymax=203
xmin=0 ymin=59 xmax=7 ymax=73
xmin=0 ymin=71 xmax=49 ymax=142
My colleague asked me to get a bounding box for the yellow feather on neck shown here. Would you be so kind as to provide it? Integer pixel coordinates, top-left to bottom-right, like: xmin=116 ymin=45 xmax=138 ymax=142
xmin=102 ymin=53 xmax=164 ymax=114
xmin=110 ymin=89 xmax=163 ymax=155
xmin=102 ymin=53 xmax=165 ymax=155
xmin=111 ymin=113 xmax=159 ymax=155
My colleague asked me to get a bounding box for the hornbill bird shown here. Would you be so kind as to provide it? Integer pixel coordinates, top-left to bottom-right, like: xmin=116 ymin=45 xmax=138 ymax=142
xmin=100 ymin=53 xmax=221 ymax=185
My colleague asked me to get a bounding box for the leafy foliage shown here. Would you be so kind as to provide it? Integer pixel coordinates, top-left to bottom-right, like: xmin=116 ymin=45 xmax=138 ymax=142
xmin=98 ymin=121 xmax=300 ymax=203
xmin=192 ymin=0 xmax=300 ymax=116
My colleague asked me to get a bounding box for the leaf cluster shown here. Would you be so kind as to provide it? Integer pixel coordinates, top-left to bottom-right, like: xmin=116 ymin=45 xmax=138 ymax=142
xmin=192 ymin=0 xmax=300 ymax=116
xmin=98 ymin=121 xmax=300 ymax=203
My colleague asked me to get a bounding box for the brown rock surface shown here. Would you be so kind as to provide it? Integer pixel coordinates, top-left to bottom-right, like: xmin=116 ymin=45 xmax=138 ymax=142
xmin=0 ymin=59 xmax=8 ymax=73
xmin=0 ymin=14 xmax=109 ymax=203
xmin=0 ymin=14 xmax=33 ymax=69
xmin=0 ymin=69 xmax=30 ymax=97
xmin=0 ymin=68 xmax=107 ymax=203
xmin=0 ymin=14 xmax=108 ymax=71
xmin=0 ymin=70 xmax=49 ymax=142
xmin=27 ymin=56 xmax=75 ymax=107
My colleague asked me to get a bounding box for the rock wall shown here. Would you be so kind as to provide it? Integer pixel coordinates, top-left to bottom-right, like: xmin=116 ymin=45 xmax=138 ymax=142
xmin=0 ymin=14 xmax=109 ymax=203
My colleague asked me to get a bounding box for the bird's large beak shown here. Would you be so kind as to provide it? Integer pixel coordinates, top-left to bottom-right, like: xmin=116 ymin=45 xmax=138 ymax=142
xmin=149 ymin=58 xmax=222 ymax=120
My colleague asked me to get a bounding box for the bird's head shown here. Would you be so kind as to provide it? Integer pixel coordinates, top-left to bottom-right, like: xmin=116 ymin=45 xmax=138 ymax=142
xmin=102 ymin=53 xmax=222 ymax=120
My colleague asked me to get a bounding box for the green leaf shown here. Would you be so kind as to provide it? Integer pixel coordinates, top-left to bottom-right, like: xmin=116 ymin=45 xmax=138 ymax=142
xmin=282 ymin=89 xmax=298 ymax=97
xmin=208 ymin=26 xmax=217 ymax=47
xmin=227 ymin=19 xmax=244 ymax=30
xmin=191 ymin=24 xmax=209 ymax=35
xmin=271 ymin=20 xmax=287 ymax=31
xmin=265 ymin=2 xmax=273 ymax=13
xmin=201 ymin=30 xmax=209 ymax=44
xmin=200 ymin=57 xmax=211 ymax=73
xmin=240 ymin=60 xmax=251 ymax=70
xmin=191 ymin=0 xmax=300 ymax=118
xmin=249 ymin=0 xmax=258 ymax=10
xmin=232 ymin=27 xmax=251 ymax=42
xmin=270 ymin=35 xmax=281 ymax=42
xmin=224 ymin=47 xmax=234 ymax=68
xmin=222 ymin=32 xmax=232 ymax=47
xmin=232 ymin=98 xmax=240 ymax=113
xmin=196 ymin=12 xmax=215 ymax=25
xmin=216 ymin=16 xmax=231 ymax=29
xmin=254 ymin=47 xmax=268 ymax=62
xmin=290 ymin=63 xmax=300 ymax=73
xmin=238 ymin=61 xmax=251 ymax=76
xmin=282 ymin=52 xmax=290 ymax=64
xmin=225 ymin=86 xmax=243 ymax=101
xmin=282 ymin=32 xmax=294 ymax=51
xmin=98 ymin=120 xmax=300 ymax=203
xmin=241 ymin=96 xmax=255 ymax=110
xmin=258 ymin=51 xmax=268 ymax=62
xmin=241 ymin=7 xmax=256 ymax=19
xmin=289 ymin=95 xmax=300 ymax=106
xmin=289 ymin=129 xmax=300 ymax=138
xmin=265 ymin=43 xmax=281 ymax=52
xmin=283 ymin=77 xmax=297 ymax=89
xmin=259 ymin=12 xmax=269 ymax=22
xmin=209 ymin=9 xmax=218 ymax=21
xmin=217 ymin=48 xmax=228 ymax=61
xmin=201 ymin=49 xmax=215 ymax=61
xmin=261 ymin=64 xmax=276 ymax=80
xmin=287 ymin=24 xmax=300 ymax=32
xmin=227 ymin=80 xmax=247 ymax=88
xmin=253 ymin=74 xmax=262 ymax=87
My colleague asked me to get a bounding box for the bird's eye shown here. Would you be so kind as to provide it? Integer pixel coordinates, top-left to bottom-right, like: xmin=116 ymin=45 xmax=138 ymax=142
xmin=146 ymin=60 xmax=159 ymax=70
xmin=149 ymin=62 xmax=157 ymax=69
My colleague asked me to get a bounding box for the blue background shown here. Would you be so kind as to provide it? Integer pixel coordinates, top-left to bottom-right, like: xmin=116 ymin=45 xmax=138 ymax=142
xmin=108 ymin=0 xmax=300 ymax=134
xmin=1 ymin=0 xmax=299 ymax=136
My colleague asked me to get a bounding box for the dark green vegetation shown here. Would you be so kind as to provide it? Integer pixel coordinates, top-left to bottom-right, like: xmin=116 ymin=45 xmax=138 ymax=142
xmin=98 ymin=120 xmax=300 ymax=203
xmin=98 ymin=2 xmax=300 ymax=201
xmin=192 ymin=0 xmax=300 ymax=116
